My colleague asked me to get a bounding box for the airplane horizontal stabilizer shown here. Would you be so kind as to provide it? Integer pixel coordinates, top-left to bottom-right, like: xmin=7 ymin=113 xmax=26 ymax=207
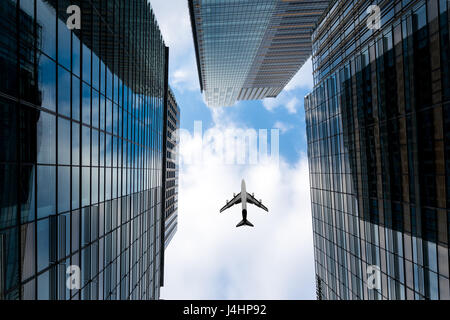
xmin=236 ymin=219 xmax=254 ymax=228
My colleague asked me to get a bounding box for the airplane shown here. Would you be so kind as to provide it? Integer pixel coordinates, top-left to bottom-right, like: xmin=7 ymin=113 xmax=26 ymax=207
xmin=220 ymin=179 xmax=269 ymax=227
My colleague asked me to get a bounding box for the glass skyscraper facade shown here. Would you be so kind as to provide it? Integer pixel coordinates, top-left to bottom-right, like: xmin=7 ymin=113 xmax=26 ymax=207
xmin=188 ymin=0 xmax=329 ymax=107
xmin=306 ymin=0 xmax=450 ymax=300
xmin=0 ymin=0 xmax=169 ymax=300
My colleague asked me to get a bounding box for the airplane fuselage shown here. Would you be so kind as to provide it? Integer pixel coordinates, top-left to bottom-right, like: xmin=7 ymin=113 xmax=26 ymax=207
xmin=240 ymin=180 xmax=248 ymax=222
xmin=241 ymin=179 xmax=247 ymax=211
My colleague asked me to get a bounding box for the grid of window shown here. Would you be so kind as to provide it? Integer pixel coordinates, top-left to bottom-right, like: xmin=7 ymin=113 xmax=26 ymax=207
xmin=306 ymin=0 xmax=450 ymax=300
xmin=0 ymin=0 xmax=168 ymax=300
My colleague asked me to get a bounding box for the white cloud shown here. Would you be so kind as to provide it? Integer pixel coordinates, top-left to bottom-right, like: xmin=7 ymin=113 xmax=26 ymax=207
xmin=273 ymin=121 xmax=294 ymax=134
xmin=263 ymin=92 xmax=300 ymax=114
xmin=172 ymin=63 xmax=200 ymax=93
xmin=160 ymin=118 xmax=316 ymax=300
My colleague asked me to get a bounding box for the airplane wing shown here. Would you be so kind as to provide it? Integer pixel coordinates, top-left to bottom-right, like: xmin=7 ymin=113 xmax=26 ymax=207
xmin=246 ymin=192 xmax=269 ymax=212
xmin=220 ymin=193 xmax=242 ymax=213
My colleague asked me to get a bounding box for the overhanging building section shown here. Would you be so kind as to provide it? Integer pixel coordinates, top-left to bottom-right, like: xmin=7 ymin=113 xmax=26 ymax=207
xmin=188 ymin=0 xmax=330 ymax=107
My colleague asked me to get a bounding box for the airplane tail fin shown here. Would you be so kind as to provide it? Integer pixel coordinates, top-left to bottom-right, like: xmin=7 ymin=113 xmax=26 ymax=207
xmin=236 ymin=219 xmax=254 ymax=228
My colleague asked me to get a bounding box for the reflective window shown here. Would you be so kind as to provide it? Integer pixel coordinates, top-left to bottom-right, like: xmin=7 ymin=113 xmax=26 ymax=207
xmin=58 ymin=67 xmax=71 ymax=117
xmin=37 ymin=271 xmax=49 ymax=300
xmin=0 ymin=99 xmax=17 ymax=162
xmin=20 ymin=165 xmax=35 ymax=223
xmin=92 ymin=53 xmax=100 ymax=91
xmin=72 ymin=76 xmax=81 ymax=121
xmin=92 ymin=129 xmax=99 ymax=167
xmin=37 ymin=165 xmax=56 ymax=218
xmin=37 ymin=112 xmax=56 ymax=164
xmin=106 ymin=99 xmax=112 ymax=133
xmin=58 ymin=19 xmax=71 ymax=70
xmin=73 ymin=34 xmax=81 ymax=77
xmin=58 ymin=166 xmax=70 ymax=214
xmin=37 ymin=0 xmax=56 ymax=59
xmin=72 ymin=167 xmax=80 ymax=210
xmin=92 ymin=168 xmax=99 ymax=205
xmin=82 ymin=125 xmax=90 ymax=166
xmin=72 ymin=122 xmax=80 ymax=166
xmin=38 ymin=54 xmax=56 ymax=112
xmin=82 ymin=44 xmax=91 ymax=84
xmin=82 ymin=167 xmax=90 ymax=207
xmin=58 ymin=117 xmax=71 ymax=165
xmin=71 ymin=210 xmax=80 ymax=253
xmin=92 ymin=90 xmax=100 ymax=129
xmin=21 ymin=223 xmax=35 ymax=280
xmin=82 ymin=83 xmax=91 ymax=126
xmin=37 ymin=218 xmax=50 ymax=272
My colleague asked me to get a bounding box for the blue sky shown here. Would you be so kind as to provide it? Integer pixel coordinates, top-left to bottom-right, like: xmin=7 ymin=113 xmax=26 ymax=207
xmin=151 ymin=0 xmax=316 ymax=300
xmin=176 ymin=86 xmax=311 ymax=165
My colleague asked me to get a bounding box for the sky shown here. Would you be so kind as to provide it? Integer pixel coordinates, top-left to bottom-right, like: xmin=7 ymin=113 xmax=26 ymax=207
xmin=150 ymin=0 xmax=316 ymax=300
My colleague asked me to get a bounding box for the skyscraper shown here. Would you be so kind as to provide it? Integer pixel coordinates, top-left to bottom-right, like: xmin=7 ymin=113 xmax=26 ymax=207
xmin=188 ymin=0 xmax=330 ymax=107
xmin=163 ymin=88 xmax=179 ymax=250
xmin=159 ymin=87 xmax=180 ymax=287
xmin=0 ymin=0 xmax=170 ymax=300
xmin=305 ymin=0 xmax=450 ymax=299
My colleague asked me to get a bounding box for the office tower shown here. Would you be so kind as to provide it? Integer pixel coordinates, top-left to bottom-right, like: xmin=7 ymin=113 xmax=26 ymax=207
xmin=159 ymin=87 xmax=179 ymax=287
xmin=305 ymin=0 xmax=450 ymax=300
xmin=162 ymin=88 xmax=179 ymax=250
xmin=188 ymin=0 xmax=330 ymax=107
xmin=0 ymin=0 xmax=169 ymax=300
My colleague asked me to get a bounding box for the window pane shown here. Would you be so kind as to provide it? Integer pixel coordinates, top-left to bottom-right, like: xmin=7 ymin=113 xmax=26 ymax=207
xmin=37 ymin=218 xmax=50 ymax=272
xmin=73 ymin=34 xmax=81 ymax=77
xmin=37 ymin=271 xmax=50 ymax=300
xmin=106 ymin=100 xmax=112 ymax=133
xmin=58 ymin=19 xmax=71 ymax=70
xmin=72 ymin=76 xmax=80 ymax=121
xmin=0 ymin=98 xmax=17 ymax=162
xmin=82 ymin=44 xmax=91 ymax=84
xmin=92 ymin=90 xmax=99 ymax=129
xmin=58 ymin=117 xmax=70 ymax=165
xmin=58 ymin=67 xmax=71 ymax=117
xmin=82 ymin=83 xmax=91 ymax=126
xmin=72 ymin=167 xmax=79 ymax=210
xmin=37 ymin=165 xmax=56 ymax=219
xmin=58 ymin=166 xmax=70 ymax=213
xmin=71 ymin=210 xmax=80 ymax=253
xmin=20 ymin=165 xmax=35 ymax=223
xmin=82 ymin=207 xmax=90 ymax=246
xmin=92 ymin=53 xmax=100 ymax=90
xmin=92 ymin=168 xmax=98 ymax=205
xmin=21 ymin=223 xmax=35 ymax=281
xmin=38 ymin=55 xmax=56 ymax=112
xmin=58 ymin=213 xmax=70 ymax=260
xmin=106 ymin=134 xmax=112 ymax=167
xmin=100 ymin=94 xmax=106 ymax=131
xmin=92 ymin=129 xmax=99 ymax=167
xmin=37 ymin=112 xmax=56 ymax=164
xmin=82 ymin=167 xmax=90 ymax=207
xmin=82 ymin=125 xmax=91 ymax=166
xmin=36 ymin=0 xmax=56 ymax=59
xmin=72 ymin=122 xmax=80 ymax=165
